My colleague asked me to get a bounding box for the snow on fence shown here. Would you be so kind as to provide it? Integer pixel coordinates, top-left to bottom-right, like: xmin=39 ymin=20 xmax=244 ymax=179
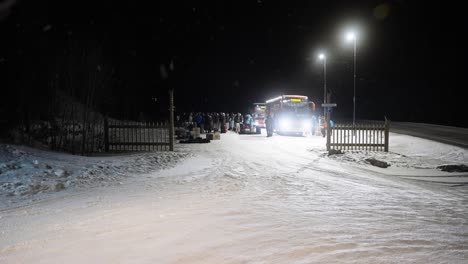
xmin=104 ymin=118 xmax=171 ymax=152
xmin=19 ymin=113 xmax=105 ymax=155
xmin=327 ymin=120 xmax=389 ymax=152
xmin=18 ymin=117 xmax=171 ymax=155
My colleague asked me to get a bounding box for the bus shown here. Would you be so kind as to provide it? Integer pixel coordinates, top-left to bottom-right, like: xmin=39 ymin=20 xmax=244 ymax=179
xmin=252 ymin=103 xmax=266 ymax=128
xmin=265 ymin=95 xmax=316 ymax=135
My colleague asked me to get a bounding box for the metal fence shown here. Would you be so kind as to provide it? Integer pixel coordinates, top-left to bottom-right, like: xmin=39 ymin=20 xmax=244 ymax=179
xmin=104 ymin=118 xmax=171 ymax=152
xmin=327 ymin=120 xmax=389 ymax=152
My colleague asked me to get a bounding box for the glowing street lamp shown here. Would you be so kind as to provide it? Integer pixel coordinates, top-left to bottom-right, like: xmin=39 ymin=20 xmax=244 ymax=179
xmin=318 ymin=53 xmax=327 ymax=118
xmin=346 ymin=32 xmax=356 ymax=42
xmin=346 ymin=31 xmax=357 ymax=127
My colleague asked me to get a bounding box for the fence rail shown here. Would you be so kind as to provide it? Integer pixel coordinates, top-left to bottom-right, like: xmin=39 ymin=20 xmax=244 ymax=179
xmin=19 ymin=113 xmax=105 ymax=155
xmin=15 ymin=91 xmax=175 ymax=155
xmin=327 ymin=120 xmax=389 ymax=152
xmin=104 ymin=118 xmax=170 ymax=152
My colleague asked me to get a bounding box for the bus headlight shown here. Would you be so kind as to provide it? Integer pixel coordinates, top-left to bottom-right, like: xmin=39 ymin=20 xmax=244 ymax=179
xmin=279 ymin=119 xmax=290 ymax=130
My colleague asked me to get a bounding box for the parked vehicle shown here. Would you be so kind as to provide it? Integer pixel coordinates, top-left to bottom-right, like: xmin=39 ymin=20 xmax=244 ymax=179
xmin=252 ymin=103 xmax=266 ymax=128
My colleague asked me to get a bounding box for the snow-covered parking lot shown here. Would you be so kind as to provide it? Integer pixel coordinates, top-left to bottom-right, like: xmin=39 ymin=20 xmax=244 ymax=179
xmin=1 ymin=130 xmax=467 ymax=263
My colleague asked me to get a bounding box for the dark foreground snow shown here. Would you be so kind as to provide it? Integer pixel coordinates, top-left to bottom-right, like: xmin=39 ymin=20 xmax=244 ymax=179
xmin=0 ymin=144 xmax=190 ymax=208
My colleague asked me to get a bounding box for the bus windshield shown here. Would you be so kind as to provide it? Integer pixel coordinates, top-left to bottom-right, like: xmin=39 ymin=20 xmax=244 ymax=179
xmin=282 ymin=99 xmax=311 ymax=116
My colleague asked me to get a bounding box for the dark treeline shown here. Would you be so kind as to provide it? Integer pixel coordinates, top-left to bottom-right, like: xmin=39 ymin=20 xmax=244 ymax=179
xmin=0 ymin=1 xmax=181 ymax=133
xmin=0 ymin=1 xmax=282 ymax=129
xmin=1 ymin=1 xmax=467 ymax=132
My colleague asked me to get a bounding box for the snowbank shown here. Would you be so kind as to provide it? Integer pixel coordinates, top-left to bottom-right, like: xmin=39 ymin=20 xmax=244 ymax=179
xmin=1 ymin=129 xmax=467 ymax=207
xmin=0 ymin=144 xmax=190 ymax=206
xmin=323 ymin=132 xmax=468 ymax=183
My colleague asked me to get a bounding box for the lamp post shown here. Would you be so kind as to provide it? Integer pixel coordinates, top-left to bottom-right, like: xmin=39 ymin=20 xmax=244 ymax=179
xmin=318 ymin=53 xmax=327 ymax=119
xmin=346 ymin=32 xmax=357 ymax=127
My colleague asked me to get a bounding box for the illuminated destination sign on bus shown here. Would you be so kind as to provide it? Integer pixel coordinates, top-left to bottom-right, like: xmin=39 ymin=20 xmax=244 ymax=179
xmin=254 ymin=104 xmax=266 ymax=109
xmin=283 ymin=98 xmax=305 ymax=103
xmin=266 ymin=95 xmax=308 ymax=104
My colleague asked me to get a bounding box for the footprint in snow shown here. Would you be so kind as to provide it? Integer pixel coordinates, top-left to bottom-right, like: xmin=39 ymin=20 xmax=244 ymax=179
xmin=232 ymin=166 xmax=246 ymax=175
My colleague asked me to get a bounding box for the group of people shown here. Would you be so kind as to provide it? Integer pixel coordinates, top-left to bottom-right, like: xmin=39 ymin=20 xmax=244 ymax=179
xmin=176 ymin=112 xmax=332 ymax=137
xmin=177 ymin=112 xmax=253 ymax=134
xmin=318 ymin=116 xmax=334 ymax=137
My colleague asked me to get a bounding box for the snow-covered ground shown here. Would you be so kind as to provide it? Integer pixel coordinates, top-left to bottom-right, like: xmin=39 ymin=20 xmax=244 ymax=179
xmin=1 ymin=128 xmax=467 ymax=263
xmin=325 ymin=132 xmax=468 ymax=184
xmin=0 ymin=145 xmax=190 ymax=208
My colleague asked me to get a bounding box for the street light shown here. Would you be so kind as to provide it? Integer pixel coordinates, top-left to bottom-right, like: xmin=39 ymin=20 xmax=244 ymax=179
xmin=346 ymin=32 xmax=356 ymax=42
xmin=346 ymin=31 xmax=357 ymax=127
xmin=318 ymin=53 xmax=327 ymax=119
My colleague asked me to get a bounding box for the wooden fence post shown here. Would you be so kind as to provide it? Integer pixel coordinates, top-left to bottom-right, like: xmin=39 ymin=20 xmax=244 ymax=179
xmin=169 ymin=89 xmax=175 ymax=151
xmin=384 ymin=117 xmax=389 ymax=152
xmin=326 ymin=120 xmax=331 ymax=152
xmin=104 ymin=116 xmax=109 ymax=152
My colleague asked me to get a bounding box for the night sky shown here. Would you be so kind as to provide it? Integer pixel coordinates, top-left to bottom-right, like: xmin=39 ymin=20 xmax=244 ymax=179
xmin=1 ymin=1 xmax=467 ymax=127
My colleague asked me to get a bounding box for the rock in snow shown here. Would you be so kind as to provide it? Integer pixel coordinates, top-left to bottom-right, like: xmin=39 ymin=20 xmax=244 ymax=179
xmin=437 ymin=164 xmax=468 ymax=172
xmin=365 ymin=158 xmax=391 ymax=168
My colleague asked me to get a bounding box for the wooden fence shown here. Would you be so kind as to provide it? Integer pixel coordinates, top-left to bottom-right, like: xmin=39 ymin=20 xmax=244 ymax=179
xmin=16 ymin=90 xmax=175 ymax=155
xmin=327 ymin=120 xmax=389 ymax=152
xmin=104 ymin=118 xmax=171 ymax=152
xmin=19 ymin=113 xmax=105 ymax=155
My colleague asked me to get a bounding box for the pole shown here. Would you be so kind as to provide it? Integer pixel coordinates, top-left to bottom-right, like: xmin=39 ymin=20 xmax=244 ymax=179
xmin=326 ymin=120 xmax=331 ymax=152
xmin=326 ymin=94 xmax=331 ymax=152
xmin=169 ymin=89 xmax=174 ymax=151
xmin=323 ymin=57 xmax=327 ymax=118
xmin=104 ymin=115 xmax=109 ymax=152
xmin=384 ymin=117 xmax=389 ymax=152
xmin=353 ymin=37 xmax=357 ymax=128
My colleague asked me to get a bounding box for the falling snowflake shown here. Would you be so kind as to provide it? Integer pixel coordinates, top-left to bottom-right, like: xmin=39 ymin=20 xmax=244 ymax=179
xmin=169 ymin=60 xmax=174 ymax=71
xmin=42 ymin=24 xmax=52 ymax=32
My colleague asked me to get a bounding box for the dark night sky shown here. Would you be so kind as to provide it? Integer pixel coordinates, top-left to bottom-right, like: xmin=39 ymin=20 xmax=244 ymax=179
xmin=1 ymin=0 xmax=467 ymax=127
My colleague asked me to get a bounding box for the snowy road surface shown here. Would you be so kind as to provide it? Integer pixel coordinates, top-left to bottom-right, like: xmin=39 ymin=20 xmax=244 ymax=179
xmin=391 ymin=122 xmax=468 ymax=149
xmin=1 ymin=131 xmax=468 ymax=263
